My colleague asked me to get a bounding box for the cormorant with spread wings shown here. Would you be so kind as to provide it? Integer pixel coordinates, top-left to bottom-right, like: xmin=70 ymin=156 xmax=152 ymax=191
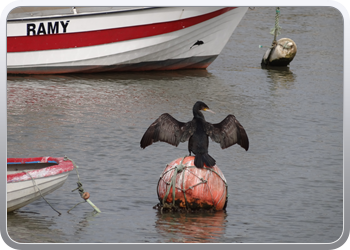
xmin=140 ymin=101 xmax=249 ymax=168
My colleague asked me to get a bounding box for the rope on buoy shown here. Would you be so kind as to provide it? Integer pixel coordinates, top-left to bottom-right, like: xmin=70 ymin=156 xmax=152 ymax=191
xmin=203 ymin=167 xmax=229 ymax=210
xmin=157 ymin=156 xmax=228 ymax=212
xmin=64 ymin=156 xmax=101 ymax=213
xmin=24 ymin=171 xmax=62 ymax=216
xmin=265 ymin=7 xmax=282 ymax=64
xmin=270 ymin=7 xmax=281 ymax=43
xmin=261 ymin=7 xmax=297 ymax=67
xmin=161 ymin=156 xmax=186 ymax=208
xmin=259 ymin=7 xmax=282 ymax=49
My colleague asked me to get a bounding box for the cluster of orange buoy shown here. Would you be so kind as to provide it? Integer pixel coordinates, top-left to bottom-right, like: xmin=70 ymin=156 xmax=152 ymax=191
xmin=155 ymin=156 xmax=228 ymax=212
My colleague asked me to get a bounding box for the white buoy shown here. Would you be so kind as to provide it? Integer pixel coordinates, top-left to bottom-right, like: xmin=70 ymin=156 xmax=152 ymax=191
xmin=261 ymin=7 xmax=297 ymax=67
xmin=261 ymin=38 xmax=297 ymax=67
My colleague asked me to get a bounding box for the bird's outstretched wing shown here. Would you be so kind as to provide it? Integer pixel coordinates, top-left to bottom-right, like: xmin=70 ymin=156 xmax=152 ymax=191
xmin=140 ymin=113 xmax=196 ymax=148
xmin=204 ymin=115 xmax=249 ymax=151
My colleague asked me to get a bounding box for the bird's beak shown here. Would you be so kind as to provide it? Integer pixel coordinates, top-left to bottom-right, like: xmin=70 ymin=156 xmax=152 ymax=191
xmin=203 ymin=108 xmax=215 ymax=113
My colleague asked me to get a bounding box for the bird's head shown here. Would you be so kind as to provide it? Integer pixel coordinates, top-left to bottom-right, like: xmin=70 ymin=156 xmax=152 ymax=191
xmin=193 ymin=101 xmax=215 ymax=114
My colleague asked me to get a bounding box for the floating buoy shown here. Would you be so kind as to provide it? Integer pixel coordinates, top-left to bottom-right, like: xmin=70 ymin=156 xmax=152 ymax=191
xmin=261 ymin=38 xmax=297 ymax=67
xmin=156 ymin=156 xmax=228 ymax=212
xmin=260 ymin=7 xmax=297 ymax=67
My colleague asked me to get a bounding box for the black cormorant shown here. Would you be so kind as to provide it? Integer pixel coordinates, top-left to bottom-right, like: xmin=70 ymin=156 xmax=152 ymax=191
xmin=140 ymin=101 xmax=249 ymax=168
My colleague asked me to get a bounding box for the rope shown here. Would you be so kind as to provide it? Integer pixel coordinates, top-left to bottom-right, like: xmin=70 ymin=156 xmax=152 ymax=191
xmin=21 ymin=157 xmax=101 ymax=214
xmin=259 ymin=7 xmax=282 ymax=49
xmin=270 ymin=7 xmax=281 ymax=43
xmin=261 ymin=7 xmax=282 ymax=66
xmin=161 ymin=156 xmax=186 ymax=207
xmin=64 ymin=156 xmax=101 ymax=213
xmin=24 ymin=171 xmax=61 ymax=216
xmin=203 ymin=167 xmax=229 ymax=208
xmin=181 ymin=167 xmax=188 ymax=209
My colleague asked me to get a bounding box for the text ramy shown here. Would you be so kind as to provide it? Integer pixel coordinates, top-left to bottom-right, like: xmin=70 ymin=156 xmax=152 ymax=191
xmin=27 ymin=21 xmax=70 ymax=36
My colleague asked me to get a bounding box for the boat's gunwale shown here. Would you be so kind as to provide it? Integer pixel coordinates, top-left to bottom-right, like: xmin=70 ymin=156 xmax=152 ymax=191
xmin=7 ymin=157 xmax=75 ymax=183
xmin=7 ymin=7 xmax=158 ymax=22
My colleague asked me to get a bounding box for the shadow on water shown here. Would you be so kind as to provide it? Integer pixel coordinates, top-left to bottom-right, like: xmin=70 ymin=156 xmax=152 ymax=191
xmin=7 ymin=69 xmax=213 ymax=83
xmin=154 ymin=211 xmax=228 ymax=243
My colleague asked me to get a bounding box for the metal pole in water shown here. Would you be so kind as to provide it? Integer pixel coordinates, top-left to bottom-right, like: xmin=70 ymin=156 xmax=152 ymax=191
xmin=86 ymin=199 xmax=101 ymax=213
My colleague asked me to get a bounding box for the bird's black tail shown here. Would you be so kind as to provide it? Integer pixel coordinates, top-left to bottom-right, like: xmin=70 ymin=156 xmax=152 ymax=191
xmin=194 ymin=153 xmax=216 ymax=168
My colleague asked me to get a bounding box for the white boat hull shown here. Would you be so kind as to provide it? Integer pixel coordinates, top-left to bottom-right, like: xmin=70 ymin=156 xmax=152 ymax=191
xmin=7 ymin=157 xmax=75 ymax=212
xmin=7 ymin=7 xmax=248 ymax=74
xmin=7 ymin=172 xmax=69 ymax=212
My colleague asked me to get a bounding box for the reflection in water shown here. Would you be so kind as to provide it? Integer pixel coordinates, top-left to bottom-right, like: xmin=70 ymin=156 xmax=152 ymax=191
xmin=72 ymin=211 xmax=100 ymax=240
xmin=7 ymin=209 xmax=100 ymax=243
xmin=7 ymin=211 xmax=65 ymax=243
xmin=262 ymin=67 xmax=296 ymax=90
xmin=155 ymin=211 xmax=227 ymax=243
xmin=7 ymin=69 xmax=213 ymax=83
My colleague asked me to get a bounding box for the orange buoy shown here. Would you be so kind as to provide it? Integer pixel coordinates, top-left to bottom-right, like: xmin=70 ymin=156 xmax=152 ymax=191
xmin=157 ymin=156 xmax=228 ymax=211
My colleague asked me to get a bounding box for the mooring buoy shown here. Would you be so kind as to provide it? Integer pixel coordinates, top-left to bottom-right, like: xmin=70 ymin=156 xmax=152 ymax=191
xmin=261 ymin=7 xmax=297 ymax=67
xmin=261 ymin=38 xmax=297 ymax=66
xmin=156 ymin=156 xmax=228 ymax=212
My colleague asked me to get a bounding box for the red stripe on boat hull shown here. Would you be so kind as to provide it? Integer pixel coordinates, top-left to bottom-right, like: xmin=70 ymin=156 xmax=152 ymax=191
xmin=7 ymin=7 xmax=235 ymax=52
xmin=7 ymin=157 xmax=74 ymax=183
xmin=7 ymin=55 xmax=218 ymax=74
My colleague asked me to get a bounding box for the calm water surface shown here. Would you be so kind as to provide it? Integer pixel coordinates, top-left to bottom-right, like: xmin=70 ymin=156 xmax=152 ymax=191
xmin=7 ymin=7 xmax=343 ymax=243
